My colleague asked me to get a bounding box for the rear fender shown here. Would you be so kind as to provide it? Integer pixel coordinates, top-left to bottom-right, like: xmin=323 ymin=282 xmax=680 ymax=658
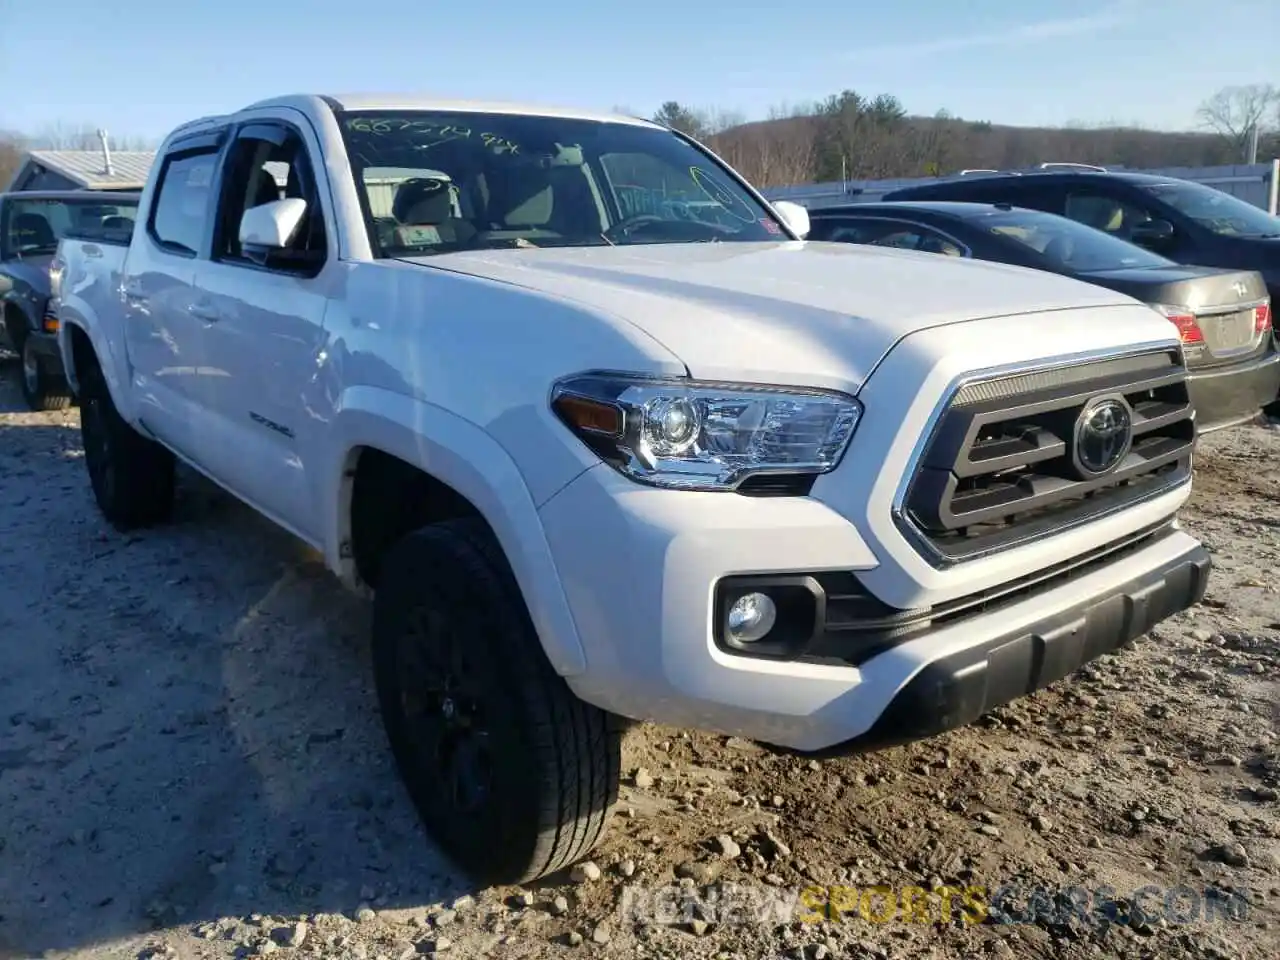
xmin=55 ymin=253 xmax=136 ymax=421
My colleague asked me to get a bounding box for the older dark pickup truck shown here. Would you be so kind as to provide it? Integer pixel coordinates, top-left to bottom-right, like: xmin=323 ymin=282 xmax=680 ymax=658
xmin=0 ymin=190 xmax=139 ymax=410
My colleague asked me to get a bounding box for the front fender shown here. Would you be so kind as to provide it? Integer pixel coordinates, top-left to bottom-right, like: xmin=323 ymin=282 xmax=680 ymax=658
xmin=324 ymin=385 xmax=589 ymax=676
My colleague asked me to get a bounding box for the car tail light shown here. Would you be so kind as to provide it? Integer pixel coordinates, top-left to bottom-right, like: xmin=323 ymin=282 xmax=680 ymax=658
xmin=1255 ymin=302 xmax=1272 ymax=333
xmin=1150 ymin=304 xmax=1204 ymax=345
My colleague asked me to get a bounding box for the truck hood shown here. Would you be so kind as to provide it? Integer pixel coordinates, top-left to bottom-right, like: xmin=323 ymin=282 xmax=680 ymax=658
xmin=401 ymin=241 xmax=1140 ymax=392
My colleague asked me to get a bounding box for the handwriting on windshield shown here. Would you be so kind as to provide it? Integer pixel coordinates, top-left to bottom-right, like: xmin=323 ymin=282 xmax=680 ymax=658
xmin=345 ymin=117 xmax=520 ymax=154
xmin=689 ymin=167 xmax=756 ymax=223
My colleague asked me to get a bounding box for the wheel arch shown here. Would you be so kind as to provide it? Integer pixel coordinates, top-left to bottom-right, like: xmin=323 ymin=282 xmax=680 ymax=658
xmin=327 ymin=385 xmax=589 ymax=676
xmin=3 ymin=299 xmax=34 ymax=347
xmin=57 ymin=313 xmax=131 ymax=413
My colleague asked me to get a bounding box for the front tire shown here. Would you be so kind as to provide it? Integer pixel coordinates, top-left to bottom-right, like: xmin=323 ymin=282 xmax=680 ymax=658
xmin=20 ymin=336 xmax=73 ymax=412
xmin=372 ymin=519 xmax=620 ymax=884
xmin=78 ymin=360 xmax=176 ymax=530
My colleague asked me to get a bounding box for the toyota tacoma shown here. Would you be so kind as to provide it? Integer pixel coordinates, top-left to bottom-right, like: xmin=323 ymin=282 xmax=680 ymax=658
xmin=51 ymin=94 xmax=1210 ymax=884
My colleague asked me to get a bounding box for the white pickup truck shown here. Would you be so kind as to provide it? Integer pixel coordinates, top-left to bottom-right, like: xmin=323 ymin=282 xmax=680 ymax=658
xmin=52 ymin=93 xmax=1211 ymax=884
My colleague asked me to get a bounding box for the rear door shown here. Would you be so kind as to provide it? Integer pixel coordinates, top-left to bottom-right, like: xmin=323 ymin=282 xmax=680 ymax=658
xmin=121 ymin=134 xmax=224 ymax=457
xmin=191 ymin=117 xmax=334 ymax=540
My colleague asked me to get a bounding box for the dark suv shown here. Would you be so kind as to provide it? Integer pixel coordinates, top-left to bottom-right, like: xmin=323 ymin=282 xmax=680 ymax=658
xmin=0 ymin=190 xmax=140 ymax=410
xmin=882 ymin=172 xmax=1280 ymax=307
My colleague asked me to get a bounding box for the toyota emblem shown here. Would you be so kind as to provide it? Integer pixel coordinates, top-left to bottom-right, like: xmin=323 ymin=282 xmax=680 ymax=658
xmin=1073 ymin=396 xmax=1134 ymax=478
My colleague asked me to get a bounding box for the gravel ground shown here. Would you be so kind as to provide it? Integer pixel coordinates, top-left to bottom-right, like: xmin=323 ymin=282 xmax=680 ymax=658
xmin=0 ymin=356 xmax=1277 ymax=960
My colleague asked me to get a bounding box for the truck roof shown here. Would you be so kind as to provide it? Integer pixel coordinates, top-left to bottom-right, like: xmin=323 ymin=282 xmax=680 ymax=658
xmin=169 ymin=93 xmax=659 ymax=140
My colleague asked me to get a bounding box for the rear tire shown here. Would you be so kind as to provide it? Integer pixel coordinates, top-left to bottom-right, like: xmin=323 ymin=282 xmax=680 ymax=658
xmin=372 ymin=518 xmax=620 ymax=884
xmin=20 ymin=336 xmax=73 ymax=412
xmin=78 ymin=357 xmax=176 ymax=530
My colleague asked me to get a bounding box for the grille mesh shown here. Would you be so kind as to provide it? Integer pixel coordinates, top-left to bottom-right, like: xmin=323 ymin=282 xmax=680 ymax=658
xmin=900 ymin=349 xmax=1194 ymax=562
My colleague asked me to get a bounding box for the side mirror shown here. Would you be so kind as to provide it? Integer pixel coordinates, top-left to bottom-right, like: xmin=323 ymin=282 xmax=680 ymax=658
xmin=773 ymin=201 xmax=810 ymax=239
xmin=239 ymin=198 xmax=307 ymax=264
xmin=1129 ymin=218 xmax=1174 ymax=249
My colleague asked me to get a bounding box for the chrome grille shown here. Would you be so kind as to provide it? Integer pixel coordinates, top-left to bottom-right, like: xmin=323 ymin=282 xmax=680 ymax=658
xmin=898 ymin=348 xmax=1194 ymax=564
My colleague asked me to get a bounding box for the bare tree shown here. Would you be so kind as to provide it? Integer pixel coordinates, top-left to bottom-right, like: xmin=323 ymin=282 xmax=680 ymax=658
xmin=0 ymin=132 xmax=27 ymax=188
xmin=27 ymin=122 xmax=157 ymax=151
xmin=642 ymin=90 xmax=1257 ymax=188
xmin=711 ymin=117 xmax=815 ymax=187
xmin=701 ymin=107 xmax=746 ymax=136
xmin=651 ymin=102 xmax=709 ymax=140
xmin=1197 ymin=84 xmax=1280 ymax=161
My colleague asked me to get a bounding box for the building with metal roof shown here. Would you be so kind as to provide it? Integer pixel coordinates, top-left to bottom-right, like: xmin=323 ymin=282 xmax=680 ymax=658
xmin=5 ymin=143 xmax=155 ymax=193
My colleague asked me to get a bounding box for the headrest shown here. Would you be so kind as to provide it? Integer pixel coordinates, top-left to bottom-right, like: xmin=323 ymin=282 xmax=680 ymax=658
xmin=394 ymin=178 xmax=453 ymax=224
xmin=14 ymin=212 xmax=55 ymax=243
xmin=485 ymin=167 xmax=554 ymax=227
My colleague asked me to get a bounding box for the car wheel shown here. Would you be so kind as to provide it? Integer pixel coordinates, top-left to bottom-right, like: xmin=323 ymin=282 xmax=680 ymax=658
xmin=372 ymin=518 xmax=620 ymax=884
xmin=78 ymin=358 xmax=175 ymax=529
xmin=19 ymin=336 xmax=73 ymax=412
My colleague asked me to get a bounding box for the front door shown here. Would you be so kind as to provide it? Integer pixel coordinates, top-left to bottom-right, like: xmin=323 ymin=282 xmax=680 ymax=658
xmin=191 ymin=119 xmax=335 ymax=541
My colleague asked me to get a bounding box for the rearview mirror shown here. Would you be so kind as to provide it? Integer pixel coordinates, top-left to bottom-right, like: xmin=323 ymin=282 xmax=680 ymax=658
xmin=1129 ymin=218 xmax=1174 ymax=249
xmin=239 ymin=198 xmax=307 ymax=262
xmin=773 ymin=200 xmax=810 ymax=239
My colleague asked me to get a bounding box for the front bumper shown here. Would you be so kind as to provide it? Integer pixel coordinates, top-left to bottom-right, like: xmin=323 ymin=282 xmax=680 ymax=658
xmin=1189 ymin=348 xmax=1280 ymax=433
xmin=538 ymin=463 xmax=1207 ymax=752
xmin=807 ymin=531 xmax=1210 ymax=755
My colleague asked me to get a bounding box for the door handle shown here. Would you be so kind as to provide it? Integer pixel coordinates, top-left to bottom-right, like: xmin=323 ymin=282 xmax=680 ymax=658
xmin=188 ymin=301 xmax=220 ymax=323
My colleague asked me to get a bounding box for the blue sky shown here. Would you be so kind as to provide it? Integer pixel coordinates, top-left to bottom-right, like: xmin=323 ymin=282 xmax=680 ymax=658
xmin=1 ymin=0 xmax=1276 ymax=141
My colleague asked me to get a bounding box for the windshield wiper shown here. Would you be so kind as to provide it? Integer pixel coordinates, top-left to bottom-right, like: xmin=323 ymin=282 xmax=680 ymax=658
xmin=525 ymin=236 xmax=615 ymax=249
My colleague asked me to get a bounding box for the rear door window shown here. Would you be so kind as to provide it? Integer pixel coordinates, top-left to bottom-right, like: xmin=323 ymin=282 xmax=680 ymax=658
xmin=149 ymin=149 xmax=219 ymax=257
xmin=1062 ymin=189 xmax=1161 ymax=243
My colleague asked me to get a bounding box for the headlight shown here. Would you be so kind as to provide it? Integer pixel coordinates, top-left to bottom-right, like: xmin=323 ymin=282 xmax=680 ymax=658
xmin=48 ymin=258 xmax=64 ymax=300
xmin=550 ymin=373 xmax=861 ymax=491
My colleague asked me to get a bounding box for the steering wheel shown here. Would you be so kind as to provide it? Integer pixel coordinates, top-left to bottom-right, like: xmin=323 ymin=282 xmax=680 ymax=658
xmin=604 ymin=213 xmax=668 ymax=241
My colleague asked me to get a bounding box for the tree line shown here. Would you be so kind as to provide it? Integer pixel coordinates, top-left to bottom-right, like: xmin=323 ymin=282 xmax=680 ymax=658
xmin=646 ymin=83 xmax=1280 ymax=188
xmin=3 ymin=85 xmax=1277 ymax=194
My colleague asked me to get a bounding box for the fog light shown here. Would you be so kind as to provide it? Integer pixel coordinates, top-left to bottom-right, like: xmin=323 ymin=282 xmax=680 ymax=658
xmin=727 ymin=591 xmax=777 ymax=644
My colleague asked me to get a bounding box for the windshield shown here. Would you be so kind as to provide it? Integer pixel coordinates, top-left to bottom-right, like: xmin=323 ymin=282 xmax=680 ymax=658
xmin=1142 ymin=181 xmax=1280 ymax=238
xmin=981 ymin=209 xmax=1172 ymax=273
xmin=3 ymin=196 xmax=140 ymax=257
xmin=337 ymin=110 xmax=785 ymax=256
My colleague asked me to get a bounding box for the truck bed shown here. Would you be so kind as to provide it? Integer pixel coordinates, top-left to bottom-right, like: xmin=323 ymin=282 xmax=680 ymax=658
xmin=52 ymin=236 xmax=131 ymax=377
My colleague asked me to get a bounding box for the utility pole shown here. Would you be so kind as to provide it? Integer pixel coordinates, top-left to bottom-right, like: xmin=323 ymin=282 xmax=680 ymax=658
xmin=1245 ymin=123 xmax=1260 ymax=164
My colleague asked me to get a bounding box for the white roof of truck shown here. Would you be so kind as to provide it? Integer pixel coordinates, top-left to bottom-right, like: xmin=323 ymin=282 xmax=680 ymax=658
xmin=243 ymin=93 xmax=657 ymax=127
xmin=163 ymin=94 xmax=659 ymax=153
